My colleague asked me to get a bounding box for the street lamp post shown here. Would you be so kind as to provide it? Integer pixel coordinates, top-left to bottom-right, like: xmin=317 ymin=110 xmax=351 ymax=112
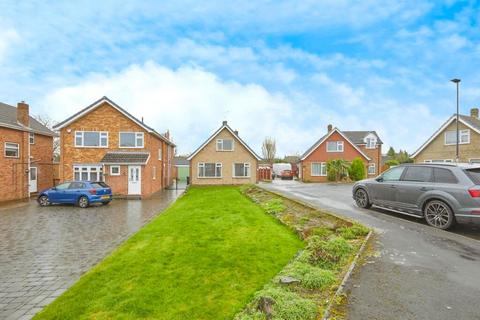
xmin=451 ymin=78 xmax=461 ymax=162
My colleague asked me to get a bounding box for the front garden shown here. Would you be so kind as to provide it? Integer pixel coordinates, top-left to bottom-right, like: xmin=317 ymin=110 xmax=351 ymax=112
xmin=35 ymin=185 xmax=369 ymax=320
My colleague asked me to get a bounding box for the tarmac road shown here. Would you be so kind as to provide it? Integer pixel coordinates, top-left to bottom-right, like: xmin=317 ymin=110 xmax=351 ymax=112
xmin=261 ymin=180 xmax=480 ymax=320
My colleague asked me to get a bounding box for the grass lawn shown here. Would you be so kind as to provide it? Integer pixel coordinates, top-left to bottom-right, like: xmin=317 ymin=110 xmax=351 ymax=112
xmin=35 ymin=186 xmax=303 ymax=320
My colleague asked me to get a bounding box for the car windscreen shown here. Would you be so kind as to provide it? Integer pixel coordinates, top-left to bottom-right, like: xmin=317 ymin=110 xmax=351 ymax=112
xmin=91 ymin=182 xmax=109 ymax=189
xmin=464 ymin=168 xmax=480 ymax=185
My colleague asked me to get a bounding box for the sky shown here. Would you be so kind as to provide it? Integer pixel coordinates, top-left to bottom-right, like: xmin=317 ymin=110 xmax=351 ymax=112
xmin=1 ymin=0 xmax=479 ymax=156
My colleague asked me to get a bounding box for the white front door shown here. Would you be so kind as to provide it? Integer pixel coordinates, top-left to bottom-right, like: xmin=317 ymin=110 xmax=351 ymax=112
xmin=128 ymin=166 xmax=141 ymax=195
xmin=29 ymin=167 xmax=37 ymax=193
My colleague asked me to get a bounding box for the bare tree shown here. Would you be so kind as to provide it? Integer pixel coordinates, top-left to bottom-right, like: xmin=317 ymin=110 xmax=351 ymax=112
xmin=262 ymin=137 xmax=276 ymax=164
xmin=33 ymin=115 xmax=60 ymax=162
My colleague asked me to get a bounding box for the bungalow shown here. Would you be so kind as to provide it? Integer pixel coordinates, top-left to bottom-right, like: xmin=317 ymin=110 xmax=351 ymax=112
xmin=187 ymin=121 xmax=261 ymax=185
xmin=53 ymin=96 xmax=175 ymax=198
xmin=300 ymin=124 xmax=382 ymax=182
xmin=0 ymin=101 xmax=56 ymax=202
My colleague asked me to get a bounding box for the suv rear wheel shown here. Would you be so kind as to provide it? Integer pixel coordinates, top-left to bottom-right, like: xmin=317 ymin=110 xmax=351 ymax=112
xmin=424 ymin=200 xmax=456 ymax=230
xmin=354 ymin=188 xmax=372 ymax=209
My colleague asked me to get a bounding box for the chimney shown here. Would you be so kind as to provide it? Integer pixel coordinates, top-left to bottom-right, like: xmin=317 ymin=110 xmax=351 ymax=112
xmin=234 ymin=130 xmax=238 ymax=136
xmin=327 ymin=124 xmax=333 ymax=132
xmin=222 ymin=120 xmax=228 ymax=126
xmin=471 ymin=108 xmax=479 ymax=119
xmin=165 ymin=130 xmax=170 ymax=140
xmin=17 ymin=101 xmax=29 ymax=126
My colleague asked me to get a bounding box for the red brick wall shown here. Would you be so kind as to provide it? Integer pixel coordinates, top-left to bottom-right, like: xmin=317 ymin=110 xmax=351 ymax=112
xmin=58 ymin=102 xmax=173 ymax=198
xmin=0 ymin=127 xmax=28 ymax=202
xmin=301 ymin=131 xmax=371 ymax=182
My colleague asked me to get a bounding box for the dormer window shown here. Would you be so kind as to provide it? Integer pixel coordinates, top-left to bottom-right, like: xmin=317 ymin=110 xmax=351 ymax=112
xmin=216 ymin=139 xmax=234 ymax=151
xmin=366 ymin=137 xmax=377 ymax=149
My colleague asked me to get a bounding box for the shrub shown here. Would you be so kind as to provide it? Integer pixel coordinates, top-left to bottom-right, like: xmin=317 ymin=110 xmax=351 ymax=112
xmin=253 ymin=286 xmax=317 ymax=320
xmin=385 ymin=159 xmax=400 ymax=167
xmin=307 ymin=236 xmax=352 ymax=268
xmin=349 ymin=157 xmax=366 ymax=181
xmin=326 ymin=160 xmax=350 ymax=182
xmin=261 ymin=199 xmax=286 ymax=215
xmin=337 ymin=224 xmax=369 ymax=240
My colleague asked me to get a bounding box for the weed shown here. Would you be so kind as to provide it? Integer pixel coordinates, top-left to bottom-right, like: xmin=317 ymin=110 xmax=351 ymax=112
xmin=337 ymin=224 xmax=369 ymax=240
xmin=284 ymin=262 xmax=336 ymax=290
xmin=253 ymin=286 xmax=317 ymax=320
xmin=310 ymin=227 xmax=334 ymax=239
xmin=307 ymin=236 xmax=352 ymax=268
xmin=261 ymin=199 xmax=286 ymax=215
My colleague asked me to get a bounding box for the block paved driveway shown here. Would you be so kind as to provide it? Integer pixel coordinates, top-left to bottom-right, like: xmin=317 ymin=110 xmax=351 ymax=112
xmin=262 ymin=180 xmax=480 ymax=320
xmin=0 ymin=189 xmax=183 ymax=320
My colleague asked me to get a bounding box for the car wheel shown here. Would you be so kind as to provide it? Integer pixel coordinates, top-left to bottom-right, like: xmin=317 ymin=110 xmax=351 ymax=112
xmin=78 ymin=196 xmax=89 ymax=208
xmin=354 ymin=188 xmax=372 ymax=209
xmin=38 ymin=195 xmax=50 ymax=206
xmin=424 ymin=200 xmax=456 ymax=230
xmin=102 ymin=201 xmax=110 ymax=206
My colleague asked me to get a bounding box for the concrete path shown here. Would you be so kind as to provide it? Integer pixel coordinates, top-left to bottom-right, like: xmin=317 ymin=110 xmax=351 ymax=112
xmin=261 ymin=180 xmax=480 ymax=320
xmin=0 ymin=189 xmax=183 ymax=320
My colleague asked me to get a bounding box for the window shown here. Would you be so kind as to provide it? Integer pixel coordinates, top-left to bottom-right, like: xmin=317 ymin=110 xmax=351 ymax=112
xmin=5 ymin=142 xmax=19 ymax=158
xmin=153 ymin=166 xmax=157 ymax=180
xmin=402 ymin=167 xmax=433 ymax=182
xmin=382 ymin=166 xmax=405 ymax=181
xmin=368 ymin=163 xmax=376 ymax=175
xmin=465 ymin=168 xmax=480 ymax=184
xmin=311 ymin=163 xmax=327 ymax=176
xmin=424 ymin=159 xmax=453 ymax=163
xmin=366 ymin=137 xmax=376 ymax=149
xmin=55 ymin=182 xmax=71 ymax=190
xmin=470 ymin=159 xmax=480 ymax=164
xmin=75 ymin=131 xmax=108 ymax=147
xmin=216 ymin=139 xmax=234 ymax=151
xmin=198 ymin=163 xmax=222 ymax=178
xmin=119 ymin=132 xmax=144 ymax=148
xmin=433 ymin=168 xmax=458 ymax=184
xmin=327 ymin=141 xmax=344 ymax=152
xmin=69 ymin=182 xmax=86 ymax=189
xmin=234 ymin=163 xmax=251 ymax=177
xmin=29 ymin=132 xmax=35 ymax=144
xmin=445 ymin=129 xmax=470 ymax=145
xmin=158 ymin=148 xmax=163 ymax=160
xmin=110 ymin=166 xmax=120 ymax=176
xmin=74 ymin=166 xmax=103 ymax=181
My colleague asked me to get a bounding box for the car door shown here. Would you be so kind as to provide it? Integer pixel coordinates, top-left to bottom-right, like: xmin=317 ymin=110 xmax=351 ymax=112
xmin=66 ymin=182 xmax=85 ymax=203
xmin=49 ymin=182 xmax=71 ymax=202
xmin=395 ymin=166 xmax=434 ymax=215
xmin=369 ymin=166 xmax=406 ymax=206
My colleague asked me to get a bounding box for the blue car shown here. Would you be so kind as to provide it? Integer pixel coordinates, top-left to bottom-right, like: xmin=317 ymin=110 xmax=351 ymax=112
xmin=38 ymin=181 xmax=113 ymax=208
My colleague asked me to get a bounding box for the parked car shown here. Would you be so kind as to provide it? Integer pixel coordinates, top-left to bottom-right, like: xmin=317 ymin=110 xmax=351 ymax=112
xmin=280 ymin=170 xmax=294 ymax=180
xmin=352 ymin=163 xmax=480 ymax=230
xmin=38 ymin=181 xmax=113 ymax=208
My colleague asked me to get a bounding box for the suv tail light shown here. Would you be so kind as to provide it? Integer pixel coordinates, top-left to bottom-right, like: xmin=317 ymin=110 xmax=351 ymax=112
xmin=468 ymin=189 xmax=480 ymax=198
xmin=89 ymin=189 xmax=97 ymax=195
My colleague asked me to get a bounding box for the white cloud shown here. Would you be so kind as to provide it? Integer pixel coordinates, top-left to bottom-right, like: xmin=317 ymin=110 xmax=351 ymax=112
xmin=0 ymin=25 xmax=20 ymax=62
xmin=41 ymin=61 xmax=443 ymax=157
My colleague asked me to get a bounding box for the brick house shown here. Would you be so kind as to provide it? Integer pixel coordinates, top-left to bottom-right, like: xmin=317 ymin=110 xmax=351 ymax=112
xmin=187 ymin=121 xmax=261 ymax=185
xmin=0 ymin=101 xmax=56 ymax=203
xmin=300 ymin=124 xmax=382 ymax=182
xmin=411 ymin=108 xmax=480 ymax=164
xmin=53 ymin=96 xmax=175 ymax=198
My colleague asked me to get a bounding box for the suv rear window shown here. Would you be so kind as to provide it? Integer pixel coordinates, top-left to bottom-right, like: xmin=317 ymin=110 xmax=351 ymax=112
xmin=433 ymin=168 xmax=458 ymax=184
xmin=402 ymin=166 xmax=433 ymax=182
xmin=91 ymin=182 xmax=109 ymax=189
xmin=465 ymin=168 xmax=480 ymax=184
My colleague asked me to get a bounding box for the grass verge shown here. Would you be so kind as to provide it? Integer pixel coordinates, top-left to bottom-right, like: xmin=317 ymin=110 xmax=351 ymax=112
xmin=235 ymin=185 xmax=370 ymax=320
xmin=34 ymin=186 xmax=303 ymax=320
